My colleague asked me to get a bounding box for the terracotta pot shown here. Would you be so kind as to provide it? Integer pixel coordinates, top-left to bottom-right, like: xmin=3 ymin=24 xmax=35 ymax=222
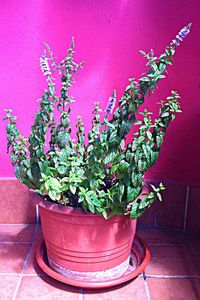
xmin=37 ymin=197 xmax=137 ymax=279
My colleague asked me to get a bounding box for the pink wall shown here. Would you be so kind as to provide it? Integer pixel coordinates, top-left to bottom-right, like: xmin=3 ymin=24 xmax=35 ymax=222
xmin=0 ymin=0 xmax=199 ymax=185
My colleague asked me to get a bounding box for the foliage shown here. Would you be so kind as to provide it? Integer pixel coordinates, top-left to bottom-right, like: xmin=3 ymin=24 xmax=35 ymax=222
xmin=4 ymin=25 xmax=191 ymax=219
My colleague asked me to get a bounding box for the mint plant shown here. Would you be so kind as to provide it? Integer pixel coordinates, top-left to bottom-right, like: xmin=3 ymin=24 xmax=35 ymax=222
xmin=4 ymin=24 xmax=191 ymax=219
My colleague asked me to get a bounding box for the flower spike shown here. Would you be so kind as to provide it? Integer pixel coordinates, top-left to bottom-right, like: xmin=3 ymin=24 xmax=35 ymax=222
xmin=105 ymin=90 xmax=116 ymax=115
xmin=39 ymin=56 xmax=52 ymax=77
xmin=171 ymin=23 xmax=192 ymax=47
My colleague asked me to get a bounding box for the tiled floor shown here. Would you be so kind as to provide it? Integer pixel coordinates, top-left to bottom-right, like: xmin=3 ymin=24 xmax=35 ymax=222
xmin=0 ymin=224 xmax=200 ymax=300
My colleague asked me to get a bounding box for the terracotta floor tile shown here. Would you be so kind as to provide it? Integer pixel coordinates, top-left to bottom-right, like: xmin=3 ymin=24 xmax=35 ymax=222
xmin=186 ymin=232 xmax=200 ymax=245
xmin=137 ymin=225 xmax=187 ymax=244
xmin=190 ymin=245 xmax=200 ymax=262
xmin=16 ymin=276 xmax=80 ymax=299
xmin=0 ymin=224 xmax=35 ymax=243
xmin=0 ymin=275 xmax=20 ymax=300
xmin=145 ymin=244 xmax=200 ymax=276
xmin=24 ymin=226 xmax=45 ymax=275
xmin=83 ymin=278 xmax=148 ymax=300
xmin=0 ymin=244 xmax=29 ymax=273
xmin=147 ymin=278 xmax=200 ymax=300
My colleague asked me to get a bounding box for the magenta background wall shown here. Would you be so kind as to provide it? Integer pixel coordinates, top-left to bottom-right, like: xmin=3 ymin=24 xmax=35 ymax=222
xmin=0 ymin=0 xmax=199 ymax=185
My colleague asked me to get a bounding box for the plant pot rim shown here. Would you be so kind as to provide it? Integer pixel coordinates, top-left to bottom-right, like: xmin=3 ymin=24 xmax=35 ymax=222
xmin=31 ymin=189 xmax=129 ymax=219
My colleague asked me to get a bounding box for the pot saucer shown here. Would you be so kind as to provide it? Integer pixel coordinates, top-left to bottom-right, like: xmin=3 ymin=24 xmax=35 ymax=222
xmin=36 ymin=235 xmax=150 ymax=289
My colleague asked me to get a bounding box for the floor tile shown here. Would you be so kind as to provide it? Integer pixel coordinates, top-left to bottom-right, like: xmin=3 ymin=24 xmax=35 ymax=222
xmin=190 ymin=245 xmax=200 ymax=262
xmin=186 ymin=232 xmax=200 ymax=245
xmin=0 ymin=224 xmax=35 ymax=243
xmin=83 ymin=278 xmax=148 ymax=300
xmin=16 ymin=276 xmax=80 ymax=299
xmin=0 ymin=275 xmax=20 ymax=300
xmin=0 ymin=244 xmax=29 ymax=273
xmin=147 ymin=278 xmax=200 ymax=300
xmin=145 ymin=244 xmax=200 ymax=276
xmin=137 ymin=225 xmax=187 ymax=244
xmin=24 ymin=226 xmax=45 ymax=275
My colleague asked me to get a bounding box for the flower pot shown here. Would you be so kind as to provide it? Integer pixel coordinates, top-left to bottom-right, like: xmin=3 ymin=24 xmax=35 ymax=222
xmin=37 ymin=197 xmax=137 ymax=280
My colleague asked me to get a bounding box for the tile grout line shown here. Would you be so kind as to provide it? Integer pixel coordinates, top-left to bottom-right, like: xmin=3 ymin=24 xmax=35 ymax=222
xmin=0 ymin=223 xmax=36 ymax=226
xmin=145 ymin=274 xmax=200 ymax=279
xmin=12 ymin=223 xmax=39 ymax=300
xmin=143 ymin=273 xmax=151 ymax=300
xmin=0 ymin=273 xmax=22 ymax=276
xmin=147 ymin=243 xmax=186 ymax=246
xmin=0 ymin=242 xmax=31 ymax=245
xmin=0 ymin=273 xmax=48 ymax=277
xmin=79 ymin=289 xmax=84 ymax=300
xmin=1 ymin=273 xmax=200 ymax=279
xmin=11 ymin=276 xmax=22 ymax=300
xmin=21 ymin=223 xmax=39 ymax=274
xmin=183 ymin=185 xmax=190 ymax=230
xmin=187 ymin=241 xmax=200 ymax=269
xmin=154 ymin=223 xmax=186 ymax=233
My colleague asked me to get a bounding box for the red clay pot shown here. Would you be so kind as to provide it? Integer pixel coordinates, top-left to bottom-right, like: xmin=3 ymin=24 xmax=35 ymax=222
xmin=37 ymin=197 xmax=136 ymax=275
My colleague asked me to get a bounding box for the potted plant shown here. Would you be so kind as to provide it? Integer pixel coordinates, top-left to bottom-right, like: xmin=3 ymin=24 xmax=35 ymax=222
xmin=4 ymin=24 xmax=191 ymax=283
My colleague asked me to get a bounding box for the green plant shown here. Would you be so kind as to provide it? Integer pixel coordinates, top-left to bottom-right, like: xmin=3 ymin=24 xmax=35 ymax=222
xmin=4 ymin=24 xmax=191 ymax=219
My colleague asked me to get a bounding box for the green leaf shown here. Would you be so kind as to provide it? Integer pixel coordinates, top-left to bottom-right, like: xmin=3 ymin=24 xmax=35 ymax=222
xmin=102 ymin=210 xmax=108 ymax=219
xmin=14 ymin=166 xmax=22 ymax=181
xmin=127 ymin=186 xmax=141 ymax=201
xmin=119 ymin=184 xmax=125 ymax=201
xmin=49 ymin=190 xmax=57 ymax=201
xmin=157 ymin=192 xmax=162 ymax=201
xmin=109 ymin=130 xmax=117 ymax=144
xmin=113 ymin=152 xmax=125 ymax=163
xmin=130 ymin=201 xmax=145 ymax=220
xmin=119 ymin=120 xmax=131 ymax=138
xmin=150 ymin=184 xmax=158 ymax=192
xmin=87 ymin=144 xmax=93 ymax=152
xmin=134 ymin=121 xmax=143 ymax=125
xmin=38 ymin=161 xmax=51 ymax=176
xmin=58 ymin=165 xmax=66 ymax=175
xmin=146 ymin=131 xmax=152 ymax=140
xmin=92 ymin=197 xmax=102 ymax=208
xmin=70 ymin=185 xmax=76 ymax=194
xmin=140 ymin=77 xmax=149 ymax=82
xmin=105 ymin=150 xmax=116 ymax=164
xmin=139 ymin=197 xmax=149 ymax=209
xmin=156 ymin=135 xmax=163 ymax=148
xmin=88 ymin=203 xmax=95 ymax=213
xmin=138 ymin=159 xmax=146 ymax=172
xmin=57 ymin=130 xmax=68 ymax=149
xmin=126 ymin=151 xmax=134 ymax=163
xmin=120 ymin=139 xmax=125 ymax=149
xmin=131 ymin=173 xmax=143 ymax=187
xmin=31 ymin=163 xmax=41 ymax=182
xmin=159 ymin=63 xmax=166 ymax=72
xmin=161 ymin=112 xmax=170 ymax=118
xmin=150 ymin=150 xmax=159 ymax=164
